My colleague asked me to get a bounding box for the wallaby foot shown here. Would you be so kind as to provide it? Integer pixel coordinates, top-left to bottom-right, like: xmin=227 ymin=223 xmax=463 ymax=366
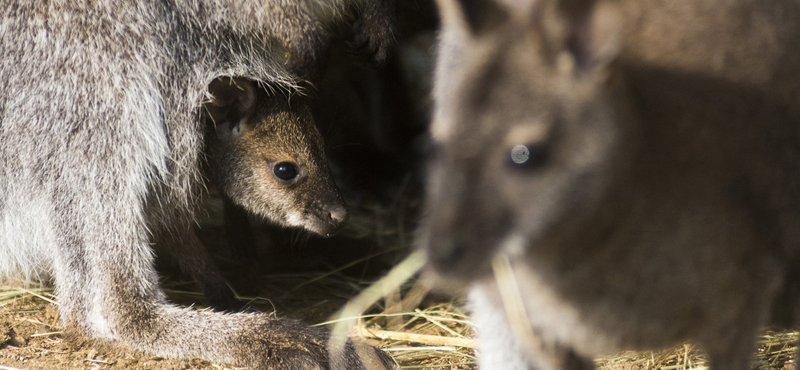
xmin=348 ymin=0 xmax=397 ymax=66
xmin=62 ymin=302 xmax=396 ymax=369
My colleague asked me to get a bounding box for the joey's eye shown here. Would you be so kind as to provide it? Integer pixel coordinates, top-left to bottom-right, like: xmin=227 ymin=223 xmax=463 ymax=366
xmin=273 ymin=161 xmax=299 ymax=181
xmin=510 ymin=143 xmax=549 ymax=168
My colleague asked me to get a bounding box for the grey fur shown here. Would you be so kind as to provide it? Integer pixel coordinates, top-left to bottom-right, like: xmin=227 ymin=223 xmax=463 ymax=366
xmin=421 ymin=0 xmax=800 ymax=369
xmin=0 ymin=1 xmax=396 ymax=368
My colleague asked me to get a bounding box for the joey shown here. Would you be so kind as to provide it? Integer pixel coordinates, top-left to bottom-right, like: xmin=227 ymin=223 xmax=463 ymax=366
xmin=167 ymin=77 xmax=350 ymax=301
xmin=204 ymin=77 xmax=349 ymax=238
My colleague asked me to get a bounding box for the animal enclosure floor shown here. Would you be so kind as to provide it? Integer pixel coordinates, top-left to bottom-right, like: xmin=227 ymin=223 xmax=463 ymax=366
xmin=0 ymin=270 xmax=478 ymax=370
xmin=1 ymin=279 xmax=797 ymax=370
xmin=1 ymin=198 xmax=797 ymax=370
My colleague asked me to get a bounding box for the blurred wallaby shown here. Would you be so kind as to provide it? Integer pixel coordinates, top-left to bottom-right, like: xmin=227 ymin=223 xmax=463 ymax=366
xmin=0 ymin=1 xmax=398 ymax=369
xmin=161 ymin=77 xmax=349 ymax=311
xmin=421 ymin=0 xmax=800 ymax=369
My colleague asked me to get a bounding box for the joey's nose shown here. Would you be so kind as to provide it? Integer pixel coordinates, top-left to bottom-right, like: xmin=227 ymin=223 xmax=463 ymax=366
xmin=328 ymin=205 xmax=349 ymax=227
xmin=306 ymin=202 xmax=349 ymax=237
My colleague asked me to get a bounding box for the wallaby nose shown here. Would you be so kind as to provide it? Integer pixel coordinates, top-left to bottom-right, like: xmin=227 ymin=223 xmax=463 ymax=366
xmin=305 ymin=202 xmax=349 ymax=238
xmin=427 ymin=237 xmax=491 ymax=281
xmin=430 ymin=241 xmax=467 ymax=270
xmin=328 ymin=205 xmax=349 ymax=227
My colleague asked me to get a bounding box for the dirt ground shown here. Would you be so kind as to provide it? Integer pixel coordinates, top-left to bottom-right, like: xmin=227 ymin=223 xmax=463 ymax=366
xmin=0 ymin=174 xmax=797 ymax=370
xmin=2 ymin=283 xmax=798 ymax=370
xmin=0 ymin=210 xmax=796 ymax=370
xmin=0 ymin=291 xmax=219 ymax=370
xmin=0 ymin=265 xmax=475 ymax=370
xmin=0 ymin=200 xmax=798 ymax=370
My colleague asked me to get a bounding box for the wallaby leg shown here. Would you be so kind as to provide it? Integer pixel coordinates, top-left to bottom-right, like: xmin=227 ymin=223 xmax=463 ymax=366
xmin=52 ymin=182 xmax=393 ymax=369
xmin=351 ymin=0 xmax=397 ymax=64
xmin=159 ymin=225 xmax=243 ymax=312
xmin=263 ymin=0 xmax=397 ymax=77
xmin=701 ymin=265 xmax=783 ymax=370
xmin=561 ymin=350 xmax=595 ymax=370
xmin=703 ymin=336 xmax=758 ymax=370
xmin=260 ymin=2 xmax=330 ymax=78
xmin=222 ymin=196 xmax=260 ymax=268
xmin=789 ymin=259 xmax=800 ymax=369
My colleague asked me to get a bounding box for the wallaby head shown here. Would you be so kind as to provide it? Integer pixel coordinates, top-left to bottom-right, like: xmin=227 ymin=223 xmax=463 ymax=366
xmin=203 ymin=77 xmax=348 ymax=237
xmin=424 ymin=0 xmax=800 ymax=369
xmin=423 ymin=0 xmax=633 ymax=281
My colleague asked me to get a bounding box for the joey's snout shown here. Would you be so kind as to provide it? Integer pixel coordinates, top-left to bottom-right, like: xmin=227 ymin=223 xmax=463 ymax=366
xmin=312 ymin=206 xmax=349 ymax=237
xmin=303 ymin=196 xmax=349 ymax=237
xmin=328 ymin=204 xmax=349 ymax=227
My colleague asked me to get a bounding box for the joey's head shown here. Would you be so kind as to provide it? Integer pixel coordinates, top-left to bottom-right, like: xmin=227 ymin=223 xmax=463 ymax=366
xmin=203 ymin=77 xmax=348 ymax=237
xmin=421 ymin=0 xmax=635 ymax=282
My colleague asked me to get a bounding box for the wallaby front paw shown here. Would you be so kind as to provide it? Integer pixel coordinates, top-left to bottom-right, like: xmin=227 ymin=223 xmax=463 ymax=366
xmin=347 ymin=19 xmax=379 ymax=66
xmin=238 ymin=320 xmax=397 ymax=370
xmin=283 ymin=35 xmax=330 ymax=80
xmin=344 ymin=341 xmax=399 ymax=370
xmin=350 ymin=1 xmax=396 ymax=65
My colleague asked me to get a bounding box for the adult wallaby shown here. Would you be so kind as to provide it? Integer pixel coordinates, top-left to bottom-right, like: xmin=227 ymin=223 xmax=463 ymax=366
xmin=0 ymin=1 xmax=397 ymax=369
xmin=420 ymin=0 xmax=800 ymax=369
xmin=160 ymin=77 xmax=349 ymax=311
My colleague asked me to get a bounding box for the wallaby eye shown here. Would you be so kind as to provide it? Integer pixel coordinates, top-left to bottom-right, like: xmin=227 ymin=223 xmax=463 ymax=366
xmin=273 ymin=161 xmax=299 ymax=181
xmin=510 ymin=143 xmax=549 ymax=169
xmin=511 ymin=144 xmax=530 ymax=163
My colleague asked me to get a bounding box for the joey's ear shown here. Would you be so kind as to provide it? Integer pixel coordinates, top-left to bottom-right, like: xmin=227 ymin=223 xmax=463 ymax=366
xmin=437 ymin=0 xmax=507 ymax=35
xmin=539 ymin=0 xmax=621 ymax=75
xmin=205 ymin=77 xmax=257 ymax=140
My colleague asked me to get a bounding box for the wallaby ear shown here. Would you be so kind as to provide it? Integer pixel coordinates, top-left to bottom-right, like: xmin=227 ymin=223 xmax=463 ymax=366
xmin=437 ymin=0 xmax=507 ymax=36
xmin=205 ymin=77 xmax=257 ymax=141
xmin=539 ymin=0 xmax=621 ymax=75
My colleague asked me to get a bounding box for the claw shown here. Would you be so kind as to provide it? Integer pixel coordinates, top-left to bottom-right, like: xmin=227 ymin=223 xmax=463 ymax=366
xmin=284 ymin=40 xmax=329 ymax=81
xmin=347 ymin=3 xmax=396 ymax=67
